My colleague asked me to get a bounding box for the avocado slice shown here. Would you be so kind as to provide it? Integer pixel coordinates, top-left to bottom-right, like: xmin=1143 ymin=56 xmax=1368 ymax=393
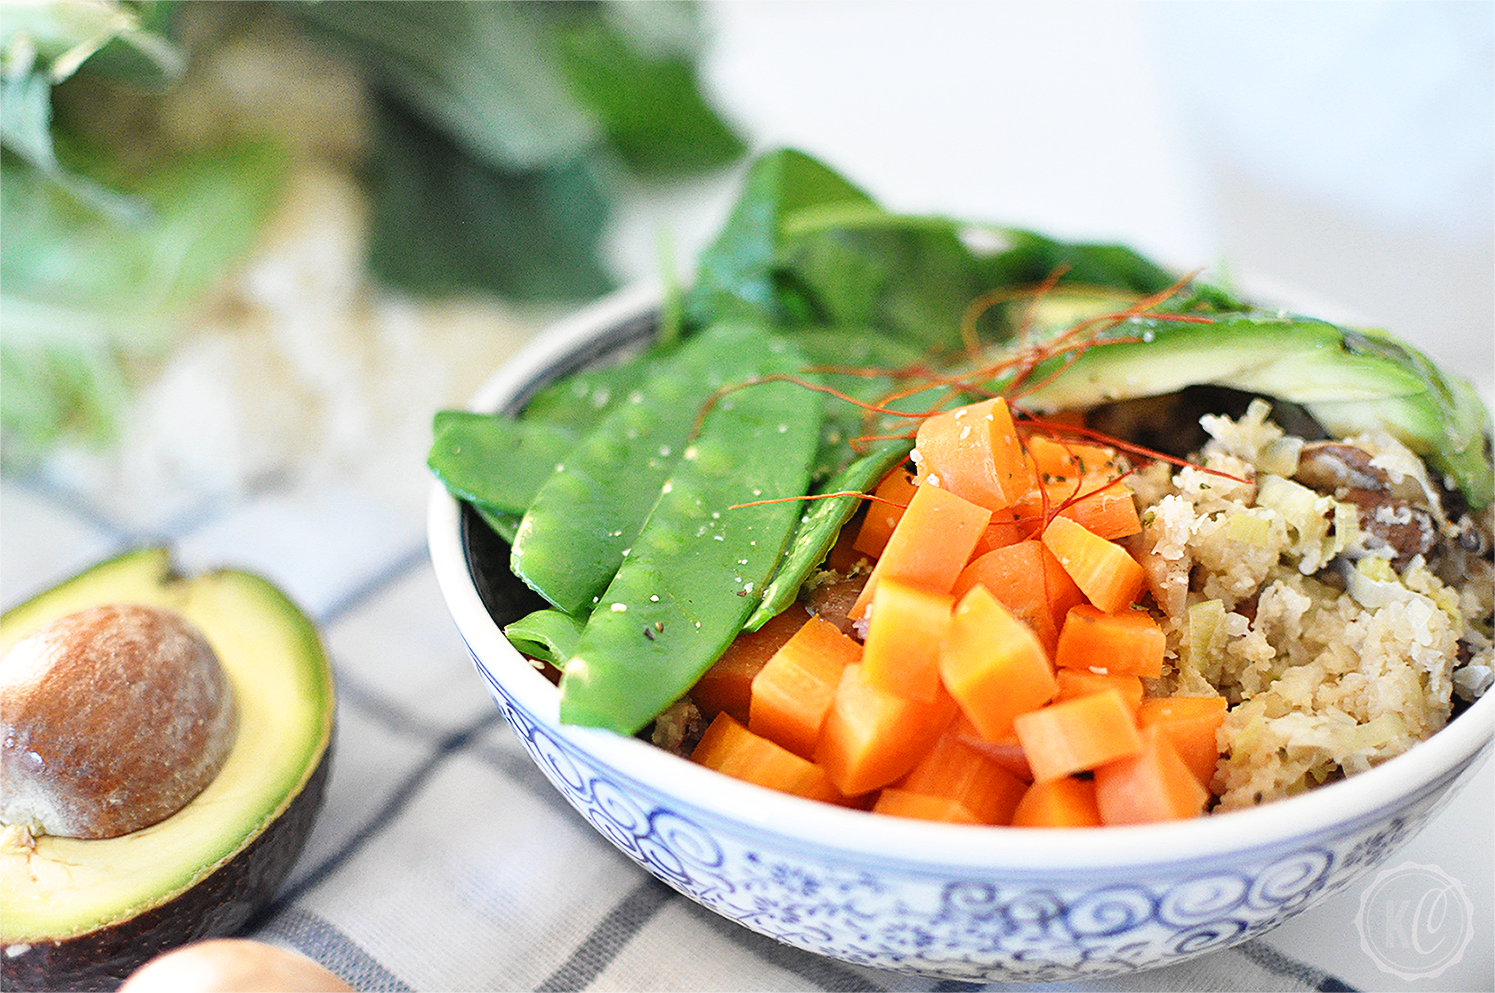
xmin=1003 ymin=303 xmax=1494 ymax=509
xmin=0 ymin=548 xmax=335 ymax=991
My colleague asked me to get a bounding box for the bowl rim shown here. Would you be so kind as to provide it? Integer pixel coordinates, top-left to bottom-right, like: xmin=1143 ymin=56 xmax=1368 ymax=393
xmin=427 ymin=281 xmax=1495 ymax=872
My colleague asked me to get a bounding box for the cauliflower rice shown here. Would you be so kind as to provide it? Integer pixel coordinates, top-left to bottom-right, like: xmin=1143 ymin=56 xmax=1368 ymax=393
xmin=1128 ymin=399 xmax=1493 ymax=810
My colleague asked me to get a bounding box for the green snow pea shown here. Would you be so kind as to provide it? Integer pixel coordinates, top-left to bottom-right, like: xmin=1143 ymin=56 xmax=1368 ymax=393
xmin=739 ymin=326 xmax=930 ymax=630
xmin=517 ymin=359 xmax=653 ymax=433
xmin=744 ymin=437 xmax=910 ymax=631
xmin=511 ymin=323 xmax=783 ymax=615
xmin=428 ymin=411 xmax=578 ymax=516
xmin=558 ymin=331 xmax=822 ymax=734
xmin=504 ymin=608 xmax=585 ymax=667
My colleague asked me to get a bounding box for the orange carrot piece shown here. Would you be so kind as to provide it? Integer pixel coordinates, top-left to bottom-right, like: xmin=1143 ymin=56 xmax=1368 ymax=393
xmin=1021 ymin=434 xmax=1138 ymax=540
xmin=1010 ymin=776 xmax=1103 ymax=828
xmin=949 ymin=711 xmax=1033 ymax=781
xmin=849 ymin=482 xmax=992 ymax=618
xmin=692 ymin=712 xmax=844 ymax=804
xmin=1053 ymin=604 xmax=1165 ymax=677
xmin=749 ymin=614 xmax=862 ymax=759
xmin=952 ymin=539 xmax=1085 ymax=652
xmin=938 ymin=585 xmax=1057 ymax=742
xmin=896 ymin=725 xmax=1027 ymax=825
xmin=1137 ymin=696 xmax=1227 ymax=787
xmin=1013 ymin=688 xmax=1144 ymax=782
xmin=1054 ymin=669 xmax=1144 ymax=712
xmin=815 ymin=663 xmax=958 ymax=796
xmin=957 ymin=735 xmax=1033 ymax=783
xmin=971 ymin=505 xmax=1026 ymax=555
xmin=871 ymin=788 xmax=983 ymax=824
xmin=1046 ymin=481 xmax=1143 ymax=541
xmin=1025 ymin=434 xmax=1121 ymax=480
xmin=852 ymin=465 xmax=919 ymax=559
xmin=1093 ymin=725 xmax=1210 ymax=824
xmin=861 ymin=578 xmax=955 ymax=702
xmin=912 ymin=397 xmax=1036 ymax=511
xmin=1040 ymin=515 xmax=1146 ymax=614
xmin=691 ymin=606 xmax=809 ymax=724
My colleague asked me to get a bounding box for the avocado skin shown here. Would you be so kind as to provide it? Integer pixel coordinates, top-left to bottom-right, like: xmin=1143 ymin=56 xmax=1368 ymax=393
xmin=0 ymin=745 xmax=330 ymax=992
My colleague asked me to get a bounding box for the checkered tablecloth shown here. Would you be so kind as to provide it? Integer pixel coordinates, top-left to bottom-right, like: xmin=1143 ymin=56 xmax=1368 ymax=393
xmin=3 ymin=456 xmax=1489 ymax=993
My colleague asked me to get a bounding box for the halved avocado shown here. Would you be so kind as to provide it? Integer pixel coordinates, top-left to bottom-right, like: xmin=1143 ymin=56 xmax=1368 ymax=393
xmin=0 ymin=548 xmax=335 ymax=991
xmin=1003 ymin=294 xmax=1494 ymax=509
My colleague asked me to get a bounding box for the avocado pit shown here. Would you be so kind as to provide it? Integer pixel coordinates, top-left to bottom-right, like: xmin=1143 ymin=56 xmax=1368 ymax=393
xmin=1 ymin=603 xmax=238 ymax=840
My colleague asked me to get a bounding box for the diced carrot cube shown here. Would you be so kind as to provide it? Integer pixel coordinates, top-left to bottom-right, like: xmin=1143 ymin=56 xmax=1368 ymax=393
xmin=971 ymin=505 xmax=1027 ymax=555
xmin=692 ymin=712 xmax=844 ymax=804
xmin=1011 ymin=776 xmax=1103 ymax=828
xmin=912 ymin=397 xmax=1035 ymax=511
xmin=1025 ymin=434 xmax=1121 ymax=480
xmin=871 ymin=788 xmax=983 ymax=824
xmin=692 ymin=606 xmax=809 ymax=724
xmin=749 ymin=614 xmax=862 ymax=759
xmin=1043 ymin=479 xmax=1143 ymax=540
xmin=1137 ymin=695 xmax=1228 ymax=787
xmin=949 ymin=711 xmax=1033 ymax=781
xmin=1040 ymin=515 xmax=1146 ymax=614
xmin=1053 ymin=604 xmax=1165 ymax=677
xmin=861 ymin=578 xmax=955 ymax=703
xmin=1093 ymin=725 xmax=1210 ymax=824
xmin=815 ymin=663 xmax=958 ymax=796
xmin=952 ymin=539 xmax=1085 ymax=652
xmin=938 ymin=585 xmax=1057 ymax=742
xmin=1013 ymin=688 xmax=1144 ymax=782
xmin=852 ymin=465 xmax=920 ymax=559
xmin=849 ymin=482 xmax=992 ymax=618
xmin=1054 ymin=669 xmax=1144 ymax=712
xmin=895 ymin=724 xmax=1027 ymax=825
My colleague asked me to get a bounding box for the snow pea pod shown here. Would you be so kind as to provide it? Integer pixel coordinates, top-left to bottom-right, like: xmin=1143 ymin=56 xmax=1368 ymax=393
xmin=518 ymin=360 xmax=653 ymax=433
xmin=744 ymin=437 xmax=911 ymax=631
xmin=504 ymin=608 xmax=584 ymax=666
xmin=558 ymin=330 xmax=822 ymax=734
xmin=511 ymin=323 xmax=780 ymax=615
xmin=428 ymin=411 xmax=578 ymax=516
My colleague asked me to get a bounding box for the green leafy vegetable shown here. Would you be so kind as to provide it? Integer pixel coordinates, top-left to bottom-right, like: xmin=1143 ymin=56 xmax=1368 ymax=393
xmin=291 ymin=0 xmax=746 ymax=300
xmin=682 ymin=149 xmax=1181 ymax=349
xmin=365 ymin=93 xmax=614 ymax=300
xmin=1 ymin=139 xmax=287 ymax=469
xmin=1 ymin=0 xmax=181 ymax=216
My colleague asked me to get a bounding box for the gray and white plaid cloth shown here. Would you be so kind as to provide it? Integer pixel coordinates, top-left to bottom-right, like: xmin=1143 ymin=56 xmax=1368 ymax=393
xmin=4 ymin=469 xmax=1489 ymax=993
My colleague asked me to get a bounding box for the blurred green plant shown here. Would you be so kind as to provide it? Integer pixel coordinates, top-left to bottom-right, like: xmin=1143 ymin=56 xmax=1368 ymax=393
xmin=0 ymin=0 xmax=745 ymax=471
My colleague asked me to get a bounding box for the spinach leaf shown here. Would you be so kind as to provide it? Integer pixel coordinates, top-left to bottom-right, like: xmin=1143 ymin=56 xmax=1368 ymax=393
xmin=548 ymin=4 xmax=745 ymax=176
xmin=366 ymin=92 xmax=613 ymax=300
xmin=292 ymin=0 xmax=746 ymax=301
xmin=290 ymin=0 xmax=598 ymax=169
xmin=683 ymin=148 xmax=878 ymax=328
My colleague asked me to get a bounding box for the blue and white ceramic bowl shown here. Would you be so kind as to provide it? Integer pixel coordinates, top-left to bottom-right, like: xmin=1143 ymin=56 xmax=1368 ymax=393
xmin=427 ymin=285 xmax=1495 ymax=984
